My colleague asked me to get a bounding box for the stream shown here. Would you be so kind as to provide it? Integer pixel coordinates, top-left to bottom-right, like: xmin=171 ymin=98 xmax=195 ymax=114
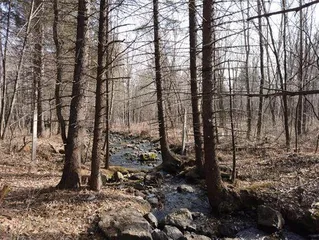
xmin=108 ymin=133 xmax=307 ymax=240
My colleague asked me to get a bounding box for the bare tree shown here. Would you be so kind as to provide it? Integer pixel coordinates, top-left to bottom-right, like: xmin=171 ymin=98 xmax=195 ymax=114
xmin=202 ymin=0 xmax=226 ymax=209
xmin=53 ymin=0 xmax=67 ymax=146
xmin=90 ymin=0 xmax=107 ymax=191
xmin=256 ymin=0 xmax=265 ymax=140
xmin=153 ymin=0 xmax=180 ymax=173
xmin=57 ymin=0 xmax=88 ymax=189
xmin=189 ymin=0 xmax=203 ymax=173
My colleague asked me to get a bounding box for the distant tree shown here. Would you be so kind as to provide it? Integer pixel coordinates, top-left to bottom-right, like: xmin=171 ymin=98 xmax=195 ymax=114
xmin=57 ymin=0 xmax=87 ymax=189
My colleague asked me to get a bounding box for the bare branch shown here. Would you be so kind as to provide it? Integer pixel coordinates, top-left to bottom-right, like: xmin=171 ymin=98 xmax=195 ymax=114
xmin=248 ymin=0 xmax=319 ymax=21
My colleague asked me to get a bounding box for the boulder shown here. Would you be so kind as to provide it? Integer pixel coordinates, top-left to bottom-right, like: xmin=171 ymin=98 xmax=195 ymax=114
xmin=177 ymin=184 xmax=195 ymax=193
xmin=257 ymin=205 xmax=285 ymax=232
xmin=152 ymin=229 xmax=169 ymax=240
xmin=163 ymin=225 xmax=184 ymax=240
xmin=165 ymin=208 xmax=193 ymax=230
xmin=98 ymin=208 xmax=152 ymax=240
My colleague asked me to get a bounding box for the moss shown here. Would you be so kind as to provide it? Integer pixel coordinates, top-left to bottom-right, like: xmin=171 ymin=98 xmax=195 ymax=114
xmin=140 ymin=152 xmax=158 ymax=161
xmin=240 ymin=181 xmax=274 ymax=191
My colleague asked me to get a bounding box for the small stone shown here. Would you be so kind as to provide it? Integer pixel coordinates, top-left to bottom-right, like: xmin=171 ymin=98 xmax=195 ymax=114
xmin=163 ymin=225 xmax=184 ymax=240
xmin=257 ymin=205 xmax=285 ymax=232
xmin=86 ymin=195 xmax=96 ymax=201
xmin=152 ymin=229 xmax=169 ymax=240
xmin=218 ymin=222 xmax=245 ymax=237
xmin=101 ymin=173 xmax=112 ymax=185
xmin=134 ymin=183 xmax=145 ymax=191
xmin=112 ymin=171 xmax=124 ymax=182
xmin=129 ymin=173 xmax=145 ymax=180
xmin=177 ymin=184 xmax=195 ymax=193
xmin=144 ymin=212 xmax=158 ymax=228
xmin=165 ymin=208 xmax=193 ymax=230
xmin=147 ymin=195 xmax=159 ymax=207
xmin=184 ymin=232 xmax=211 ymax=240
xmin=144 ymin=172 xmax=164 ymax=187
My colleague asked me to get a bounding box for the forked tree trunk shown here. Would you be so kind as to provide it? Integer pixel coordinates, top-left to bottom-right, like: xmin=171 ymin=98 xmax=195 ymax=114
xmin=90 ymin=0 xmax=107 ymax=191
xmin=153 ymin=0 xmax=180 ymax=173
xmin=57 ymin=0 xmax=87 ymax=189
xmin=189 ymin=0 xmax=203 ymax=173
xmin=202 ymin=0 xmax=225 ymax=210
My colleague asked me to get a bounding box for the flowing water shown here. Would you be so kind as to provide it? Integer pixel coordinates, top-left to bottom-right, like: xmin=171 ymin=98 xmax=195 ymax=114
xmin=109 ymin=133 xmax=307 ymax=240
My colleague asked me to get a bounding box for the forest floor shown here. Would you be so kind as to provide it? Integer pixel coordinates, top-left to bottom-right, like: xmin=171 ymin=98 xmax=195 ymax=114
xmin=0 ymin=133 xmax=318 ymax=239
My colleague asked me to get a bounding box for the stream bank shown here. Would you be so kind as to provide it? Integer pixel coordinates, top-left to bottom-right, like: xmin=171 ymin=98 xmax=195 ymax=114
xmin=97 ymin=132 xmax=317 ymax=239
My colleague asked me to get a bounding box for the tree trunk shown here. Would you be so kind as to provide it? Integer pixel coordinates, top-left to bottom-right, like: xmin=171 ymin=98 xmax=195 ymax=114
xmin=202 ymin=0 xmax=225 ymax=210
xmin=53 ymin=0 xmax=67 ymax=146
xmin=188 ymin=0 xmax=203 ymax=173
xmin=1 ymin=0 xmax=34 ymax=139
xmin=153 ymin=0 xmax=180 ymax=173
xmin=228 ymin=61 xmax=236 ymax=183
xmin=297 ymin=0 xmax=303 ymax=136
xmin=34 ymin=0 xmax=44 ymax=137
xmin=256 ymin=0 xmax=265 ymax=141
xmin=243 ymin=0 xmax=252 ymax=140
xmin=104 ymin=0 xmax=110 ymax=169
xmin=90 ymin=0 xmax=107 ymax=191
xmin=282 ymin=0 xmax=290 ymax=149
xmin=57 ymin=0 xmax=87 ymax=189
xmin=0 ymin=2 xmax=11 ymax=137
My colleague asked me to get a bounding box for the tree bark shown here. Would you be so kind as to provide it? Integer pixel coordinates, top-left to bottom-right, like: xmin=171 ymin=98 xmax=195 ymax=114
xmin=256 ymin=0 xmax=265 ymax=141
xmin=34 ymin=0 xmax=44 ymax=137
xmin=188 ymin=0 xmax=203 ymax=173
xmin=242 ymin=0 xmax=252 ymax=140
xmin=202 ymin=0 xmax=225 ymax=210
xmin=104 ymin=0 xmax=110 ymax=169
xmin=1 ymin=0 xmax=34 ymax=139
xmin=57 ymin=0 xmax=87 ymax=189
xmin=53 ymin=0 xmax=67 ymax=146
xmin=90 ymin=0 xmax=107 ymax=191
xmin=0 ymin=2 xmax=11 ymax=137
xmin=296 ymin=0 xmax=303 ymax=137
xmin=153 ymin=0 xmax=180 ymax=173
